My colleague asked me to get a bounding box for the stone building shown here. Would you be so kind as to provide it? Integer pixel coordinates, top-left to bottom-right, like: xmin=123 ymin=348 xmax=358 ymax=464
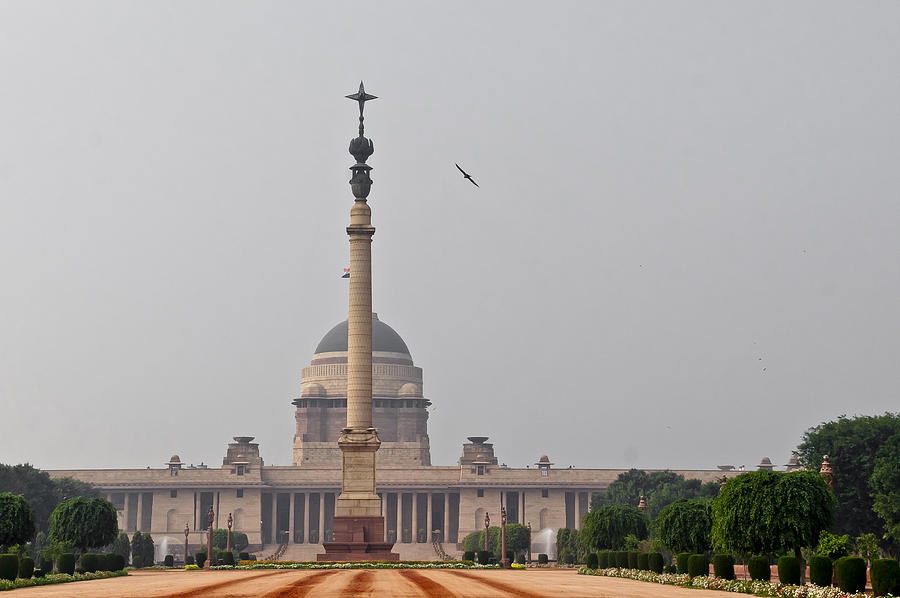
xmin=49 ymin=314 xmax=731 ymax=562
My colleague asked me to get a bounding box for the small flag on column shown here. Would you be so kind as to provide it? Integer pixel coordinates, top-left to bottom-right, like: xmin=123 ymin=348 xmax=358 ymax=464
xmin=341 ymin=268 xmax=350 ymax=279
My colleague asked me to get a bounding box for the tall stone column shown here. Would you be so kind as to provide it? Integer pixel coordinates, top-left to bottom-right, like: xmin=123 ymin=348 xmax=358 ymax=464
xmin=320 ymin=82 xmax=397 ymax=561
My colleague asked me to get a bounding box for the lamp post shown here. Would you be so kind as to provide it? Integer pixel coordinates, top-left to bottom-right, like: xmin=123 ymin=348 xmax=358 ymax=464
xmin=184 ymin=523 xmax=189 ymax=566
xmin=484 ymin=512 xmax=490 ymax=552
xmin=820 ymin=454 xmax=834 ymax=489
xmin=526 ymin=522 xmax=532 ymax=564
xmin=205 ymin=506 xmax=214 ymax=569
xmin=226 ymin=513 xmax=233 ymax=553
xmin=637 ymin=494 xmax=647 ymax=512
xmin=500 ymin=506 xmax=509 ymax=568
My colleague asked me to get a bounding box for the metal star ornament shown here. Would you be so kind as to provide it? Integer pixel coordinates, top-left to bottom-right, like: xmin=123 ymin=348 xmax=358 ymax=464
xmin=346 ymin=81 xmax=377 ymax=117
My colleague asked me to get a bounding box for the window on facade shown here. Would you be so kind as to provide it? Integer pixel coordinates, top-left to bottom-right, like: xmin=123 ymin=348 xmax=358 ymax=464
xmin=170 ymin=490 xmax=177 ymax=498
xmin=169 ymin=467 xmax=178 ymax=476
xmin=476 ymin=465 xmax=484 ymax=476
xmin=476 ymin=489 xmax=484 ymax=497
xmin=237 ymin=489 xmax=244 ymax=498
xmin=236 ymin=465 xmax=245 ymax=476
xmin=541 ymin=468 xmax=549 ymax=477
xmin=541 ymin=488 xmax=549 ymax=498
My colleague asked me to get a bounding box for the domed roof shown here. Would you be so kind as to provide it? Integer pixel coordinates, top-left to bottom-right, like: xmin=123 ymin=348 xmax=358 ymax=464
xmin=314 ymin=313 xmax=410 ymax=355
xmin=398 ymin=383 xmax=421 ymax=397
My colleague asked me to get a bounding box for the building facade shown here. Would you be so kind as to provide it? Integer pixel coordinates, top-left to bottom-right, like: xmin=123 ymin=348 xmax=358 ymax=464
xmin=49 ymin=314 xmax=731 ymax=562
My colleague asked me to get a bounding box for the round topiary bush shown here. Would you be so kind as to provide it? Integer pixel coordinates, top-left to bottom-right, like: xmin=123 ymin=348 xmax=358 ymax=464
xmin=664 ymin=564 xmax=677 ymax=574
xmin=58 ymin=553 xmax=76 ymax=575
xmin=648 ymin=552 xmax=664 ymax=573
xmin=835 ymin=556 xmax=867 ymax=593
xmin=163 ymin=554 xmax=174 ymax=567
xmin=462 ymin=551 xmax=474 ymax=561
xmin=538 ymin=553 xmax=548 ymax=564
xmin=185 ymin=555 xmax=195 ymax=565
xmin=17 ymin=556 xmax=34 ymax=580
xmin=713 ymin=554 xmax=734 ymax=580
xmin=748 ymin=555 xmax=770 ymax=581
xmin=871 ymin=559 xmax=900 ymax=597
xmin=688 ymin=554 xmax=709 ymax=578
xmin=597 ymin=551 xmax=609 ymax=568
xmin=616 ymin=551 xmax=629 ymax=568
xmin=0 ymin=555 xmax=18 ymax=582
xmin=808 ymin=555 xmax=833 ymax=587
xmin=637 ymin=553 xmax=649 ymax=570
xmin=676 ymin=552 xmax=691 ymax=574
xmin=222 ymin=552 xmax=234 ymax=566
xmin=195 ymin=553 xmax=207 ymax=568
xmin=515 ymin=554 xmax=526 ymax=565
xmin=476 ymin=550 xmax=492 ymax=564
xmin=33 ymin=568 xmax=46 ymax=578
xmin=586 ymin=553 xmax=599 ymax=569
xmin=777 ymin=556 xmax=801 ymax=585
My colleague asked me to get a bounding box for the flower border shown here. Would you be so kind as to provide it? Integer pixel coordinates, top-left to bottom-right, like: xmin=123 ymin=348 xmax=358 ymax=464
xmin=0 ymin=570 xmax=128 ymax=592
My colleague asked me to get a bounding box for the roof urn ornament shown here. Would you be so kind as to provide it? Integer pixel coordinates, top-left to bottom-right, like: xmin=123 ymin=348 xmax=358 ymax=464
xmin=820 ymin=454 xmax=834 ymax=489
xmin=637 ymin=494 xmax=647 ymax=512
xmin=346 ymin=81 xmax=377 ymax=199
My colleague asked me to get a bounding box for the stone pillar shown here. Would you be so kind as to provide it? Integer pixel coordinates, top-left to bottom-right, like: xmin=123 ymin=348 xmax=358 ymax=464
xmin=318 ymin=493 xmax=326 ymax=542
xmin=519 ymin=491 xmax=525 ymax=526
xmin=443 ymin=494 xmax=450 ymax=542
xmin=381 ymin=493 xmax=387 ymax=537
xmin=123 ymin=493 xmax=131 ymax=532
xmin=303 ymin=493 xmax=310 ymax=544
xmin=288 ymin=493 xmax=295 ymax=544
xmin=426 ymin=493 xmax=433 ymax=542
xmin=136 ymin=493 xmax=143 ymax=531
xmin=271 ymin=493 xmax=278 ymax=544
xmin=397 ymin=493 xmax=404 ymax=543
xmin=575 ymin=492 xmax=583 ymax=531
xmin=411 ymin=493 xmax=418 ymax=542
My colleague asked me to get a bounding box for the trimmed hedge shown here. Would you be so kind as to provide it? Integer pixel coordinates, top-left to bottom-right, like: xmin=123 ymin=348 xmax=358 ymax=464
xmin=164 ymin=554 xmax=174 ymax=567
xmin=462 ymin=551 xmax=474 ymax=561
xmin=597 ymin=551 xmax=609 ymax=568
xmin=222 ymin=552 xmax=234 ymax=566
xmin=17 ymin=556 xmax=34 ymax=579
xmin=0 ymin=555 xmax=18 ymax=582
xmin=637 ymin=553 xmax=649 ymax=571
xmin=239 ymin=552 xmax=249 ymax=561
xmin=81 ymin=553 xmax=103 ymax=573
xmin=195 ymin=552 xmax=207 ymax=568
xmin=664 ymin=564 xmax=677 ymax=574
xmin=586 ymin=553 xmax=599 ymax=569
xmin=777 ymin=556 xmax=800 ymax=585
xmin=515 ymin=554 xmax=526 ymax=565
xmin=748 ymin=555 xmax=770 ymax=581
xmin=626 ymin=551 xmax=638 ymax=569
xmin=538 ymin=554 xmax=548 ymax=564
xmin=648 ymin=552 xmax=664 ymax=574
xmin=676 ymin=552 xmax=691 ymax=574
xmin=185 ymin=555 xmax=195 ymax=565
xmin=809 ymin=555 xmax=833 ymax=587
xmin=871 ymin=559 xmax=900 ymax=597
xmin=58 ymin=553 xmax=76 ymax=575
xmin=835 ymin=556 xmax=867 ymax=593
xmin=476 ymin=550 xmax=492 ymax=564
xmin=713 ymin=554 xmax=734 ymax=580
xmin=110 ymin=553 xmax=126 ymax=571
xmin=688 ymin=554 xmax=708 ymax=578
xmin=615 ymin=551 xmax=629 ymax=568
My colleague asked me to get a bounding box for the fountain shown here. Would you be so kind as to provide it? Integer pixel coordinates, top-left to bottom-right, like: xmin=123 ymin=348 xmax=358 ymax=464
xmin=153 ymin=536 xmax=180 ymax=564
xmin=534 ymin=528 xmax=557 ymax=560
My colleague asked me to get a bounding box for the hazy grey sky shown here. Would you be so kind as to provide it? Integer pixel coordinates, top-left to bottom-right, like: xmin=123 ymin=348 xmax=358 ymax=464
xmin=1 ymin=2 xmax=898 ymax=472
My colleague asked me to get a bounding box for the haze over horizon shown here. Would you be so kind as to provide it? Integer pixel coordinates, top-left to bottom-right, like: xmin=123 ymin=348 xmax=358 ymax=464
xmin=1 ymin=2 xmax=898 ymax=473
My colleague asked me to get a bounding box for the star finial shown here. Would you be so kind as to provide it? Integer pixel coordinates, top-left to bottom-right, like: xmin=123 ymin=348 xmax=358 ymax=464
xmin=346 ymin=81 xmax=377 ymax=118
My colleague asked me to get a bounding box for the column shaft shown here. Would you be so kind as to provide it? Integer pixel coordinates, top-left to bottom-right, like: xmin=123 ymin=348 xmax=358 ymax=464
xmin=318 ymin=493 xmax=326 ymax=542
xmin=426 ymin=493 xmax=433 ymax=543
xmin=271 ymin=493 xmax=278 ymax=543
xmin=288 ymin=493 xmax=295 ymax=544
xmin=411 ymin=493 xmax=418 ymax=542
xmin=303 ymin=493 xmax=310 ymax=544
xmin=443 ymin=494 xmax=450 ymax=542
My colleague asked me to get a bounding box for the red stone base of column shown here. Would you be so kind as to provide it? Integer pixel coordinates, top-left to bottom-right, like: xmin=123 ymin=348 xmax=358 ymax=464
xmin=317 ymin=516 xmax=399 ymax=562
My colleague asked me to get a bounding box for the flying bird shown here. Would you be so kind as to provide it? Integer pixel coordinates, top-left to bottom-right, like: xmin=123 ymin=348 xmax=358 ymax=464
xmin=455 ymin=163 xmax=479 ymax=187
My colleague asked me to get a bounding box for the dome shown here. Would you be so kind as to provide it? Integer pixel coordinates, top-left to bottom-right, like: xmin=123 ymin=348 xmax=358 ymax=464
xmin=398 ymin=383 xmax=421 ymax=397
xmin=168 ymin=455 xmax=181 ymax=463
xmin=314 ymin=313 xmax=410 ymax=355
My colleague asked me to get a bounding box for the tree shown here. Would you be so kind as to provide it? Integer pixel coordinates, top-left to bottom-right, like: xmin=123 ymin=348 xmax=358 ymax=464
xmin=0 ymin=464 xmax=100 ymax=533
xmin=653 ymin=499 xmax=711 ymax=554
xmin=556 ymin=528 xmax=586 ymax=564
xmin=580 ymin=504 xmax=648 ymax=551
xmin=0 ymin=492 xmax=36 ymax=547
xmin=795 ymin=413 xmax=900 ymax=539
xmin=870 ymin=433 xmax=900 ymax=545
xmin=212 ymin=529 xmax=249 ymax=552
xmin=505 ymin=524 xmax=531 ymax=557
xmin=48 ymin=498 xmax=118 ymax=553
xmin=111 ymin=532 xmax=130 ymax=561
xmin=131 ymin=532 xmax=154 ymax=567
xmin=591 ymin=469 xmax=719 ymax=518
xmin=711 ymin=470 xmax=834 ymax=581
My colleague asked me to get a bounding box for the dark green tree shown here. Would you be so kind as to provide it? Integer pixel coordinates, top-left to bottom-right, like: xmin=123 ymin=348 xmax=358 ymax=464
xmin=111 ymin=532 xmax=130 ymax=561
xmin=504 ymin=524 xmax=531 ymax=556
xmin=212 ymin=529 xmax=249 ymax=552
xmin=48 ymin=498 xmax=118 ymax=553
xmin=0 ymin=492 xmax=36 ymax=547
xmin=870 ymin=433 xmax=900 ymax=544
xmin=795 ymin=413 xmax=900 ymax=538
xmin=580 ymin=504 xmax=648 ymax=551
xmin=0 ymin=464 xmax=100 ymax=533
xmin=653 ymin=499 xmax=711 ymax=554
xmin=711 ymin=470 xmax=834 ymax=581
xmin=591 ymin=469 xmax=718 ymax=518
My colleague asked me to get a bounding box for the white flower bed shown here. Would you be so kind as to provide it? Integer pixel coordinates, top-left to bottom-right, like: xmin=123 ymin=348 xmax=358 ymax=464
xmin=577 ymin=567 xmax=881 ymax=598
